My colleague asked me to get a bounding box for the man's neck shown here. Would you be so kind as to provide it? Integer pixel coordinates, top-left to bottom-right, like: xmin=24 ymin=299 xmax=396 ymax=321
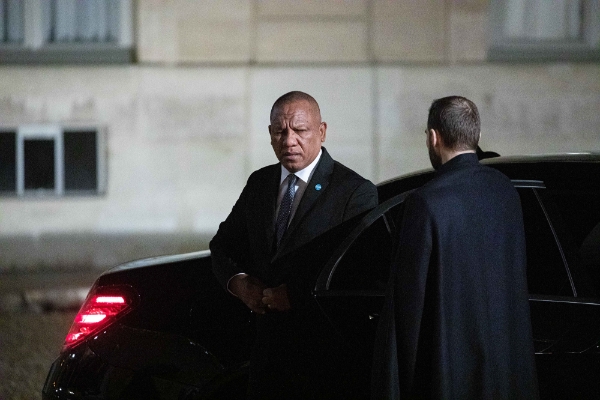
xmin=441 ymin=149 xmax=476 ymax=165
xmin=280 ymin=148 xmax=323 ymax=184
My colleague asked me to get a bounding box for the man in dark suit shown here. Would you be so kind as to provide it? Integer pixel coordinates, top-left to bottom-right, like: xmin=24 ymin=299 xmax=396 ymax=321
xmin=210 ymin=91 xmax=378 ymax=399
xmin=371 ymin=96 xmax=538 ymax=399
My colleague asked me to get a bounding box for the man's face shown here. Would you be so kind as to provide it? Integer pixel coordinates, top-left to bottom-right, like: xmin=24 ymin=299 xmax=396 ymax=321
xmin=269 ymin=100 xmax=326 ymax=173
xmin=426 ymin=129 xmax=442 ymax=170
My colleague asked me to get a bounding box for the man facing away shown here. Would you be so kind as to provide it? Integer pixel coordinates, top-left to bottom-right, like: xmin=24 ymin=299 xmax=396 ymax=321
xmin=371 ymin=96 xmax=539 ymax=399
xmin=210 ymin=91 xmax=378 ymax=399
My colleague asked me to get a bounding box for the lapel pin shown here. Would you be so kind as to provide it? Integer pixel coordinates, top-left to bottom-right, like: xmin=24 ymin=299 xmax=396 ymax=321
xmin=315 ymin=184 xmax=322 ymax=191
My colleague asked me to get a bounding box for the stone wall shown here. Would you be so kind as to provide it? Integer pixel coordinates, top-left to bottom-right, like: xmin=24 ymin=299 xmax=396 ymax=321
xmin=136 ymin=0 xmax=488 ymax=65
xmin=0 ymin=1 xmax=599 ymax=270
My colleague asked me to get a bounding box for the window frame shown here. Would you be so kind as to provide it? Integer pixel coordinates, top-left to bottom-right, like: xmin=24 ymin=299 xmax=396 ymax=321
xmin=488 ymin=0 xmax=600 ymax=62
xmin=17 ymin=124 xmax=63 ymax=195
xmin=0 ymin=0 xmax=134 ymax=64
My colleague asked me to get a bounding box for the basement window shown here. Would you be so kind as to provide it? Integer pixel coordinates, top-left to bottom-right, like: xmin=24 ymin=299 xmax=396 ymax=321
xmin=0 ymin=126 xmax=105 ymax=196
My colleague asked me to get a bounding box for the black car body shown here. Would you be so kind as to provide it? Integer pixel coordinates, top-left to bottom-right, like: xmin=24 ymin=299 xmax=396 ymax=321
xmin=43 ymin=154 xmax=600 ymax=399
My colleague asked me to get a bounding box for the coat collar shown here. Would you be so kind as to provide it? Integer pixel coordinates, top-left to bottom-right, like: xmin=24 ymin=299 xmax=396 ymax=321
xmin=434 ymin=152 xmax=479 ymax=178
xmin=274 ymin=146 xmax=334 ymax=258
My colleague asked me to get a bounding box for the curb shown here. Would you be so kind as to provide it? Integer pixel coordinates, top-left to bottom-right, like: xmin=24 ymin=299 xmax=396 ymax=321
xmin=0 ymin=287 xmax=89 ymax=313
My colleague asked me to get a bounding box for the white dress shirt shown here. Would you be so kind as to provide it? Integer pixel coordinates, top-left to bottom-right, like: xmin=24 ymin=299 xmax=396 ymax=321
xmin=275 ymin=149 xmax=322 ymax=227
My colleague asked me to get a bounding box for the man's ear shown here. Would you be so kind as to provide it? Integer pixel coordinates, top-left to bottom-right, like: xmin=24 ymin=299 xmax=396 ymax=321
xmin=428 ymin=129 xmax=439 ymax=148
xmin=320 ymin=122 xmax=327 ymax=142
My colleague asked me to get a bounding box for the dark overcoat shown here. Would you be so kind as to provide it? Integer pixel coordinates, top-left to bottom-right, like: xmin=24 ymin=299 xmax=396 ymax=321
xmin=372 ymin=153 xmax=539 ymax=399
xmin=210 ymin=147 xmax=378 ymax=399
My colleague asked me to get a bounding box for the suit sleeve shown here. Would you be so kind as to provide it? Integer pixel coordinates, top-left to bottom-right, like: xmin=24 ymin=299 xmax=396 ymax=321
xmin=343 ymin=180 xmax=379 ymax=220
xmin=209 ymin=182 xmax=252 ymax=289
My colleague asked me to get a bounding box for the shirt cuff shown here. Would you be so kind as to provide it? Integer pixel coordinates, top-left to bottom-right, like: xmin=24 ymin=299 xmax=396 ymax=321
xmin=226 ymin=272 xmax=248 ymax=296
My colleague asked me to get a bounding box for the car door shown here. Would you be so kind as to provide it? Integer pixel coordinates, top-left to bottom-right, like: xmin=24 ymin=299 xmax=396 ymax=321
xmin=315 ymin=177 xmax=600 ymax=398
xmin=313 ymin=194 xmax=408 ymax=398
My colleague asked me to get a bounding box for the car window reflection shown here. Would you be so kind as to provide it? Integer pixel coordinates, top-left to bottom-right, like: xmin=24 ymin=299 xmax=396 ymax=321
xmin=328 ymin=215 xmax=393 ymax=291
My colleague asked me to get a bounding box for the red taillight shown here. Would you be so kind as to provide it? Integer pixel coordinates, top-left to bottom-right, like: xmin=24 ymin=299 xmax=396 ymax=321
xmin=63 ymin=286 xmax=136 ymax=350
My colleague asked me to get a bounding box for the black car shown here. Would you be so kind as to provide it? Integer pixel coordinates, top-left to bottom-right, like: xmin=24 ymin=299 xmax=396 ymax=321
xmin=43 ymin=154 xmax=600 ymax=399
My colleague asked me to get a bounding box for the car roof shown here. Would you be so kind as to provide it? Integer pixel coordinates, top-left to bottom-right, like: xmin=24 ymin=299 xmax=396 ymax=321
xmin=480 ymin=152 xmax=600 ymax=164
xmin=377 ymin=152 xmax=600 ymax=202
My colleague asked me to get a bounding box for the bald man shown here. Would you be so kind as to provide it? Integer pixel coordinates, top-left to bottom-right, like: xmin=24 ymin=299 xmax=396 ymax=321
xmin=210 ymin=91 xmax=378 ymax=399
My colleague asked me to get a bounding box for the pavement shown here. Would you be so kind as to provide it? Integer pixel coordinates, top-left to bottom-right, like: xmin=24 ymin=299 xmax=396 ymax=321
xmin=0 ymin=270 xmax=101 ymax=313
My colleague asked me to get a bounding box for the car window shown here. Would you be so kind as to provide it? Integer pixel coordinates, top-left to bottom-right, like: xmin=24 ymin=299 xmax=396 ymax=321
xmin=327 ymin=214 xmax=394 ymax=292
xmin=326 ymin=179 xmax=599 ymax=299
xmin=580 ymin=222 xmax=600 ymax=293
xmin=538 ymin=188 xmax=600 ymax=297
xmin=518 ymin=188 xmax=574 ymax=296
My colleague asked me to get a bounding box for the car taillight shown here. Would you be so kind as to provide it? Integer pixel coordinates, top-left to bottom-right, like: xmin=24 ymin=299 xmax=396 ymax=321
xmin=63 ymin=285 xmax=137 ymax=350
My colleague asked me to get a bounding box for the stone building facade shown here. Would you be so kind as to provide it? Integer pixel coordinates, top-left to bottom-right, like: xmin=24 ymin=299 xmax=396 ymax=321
xmin=1 ymin=0 xmax=599 ymax=270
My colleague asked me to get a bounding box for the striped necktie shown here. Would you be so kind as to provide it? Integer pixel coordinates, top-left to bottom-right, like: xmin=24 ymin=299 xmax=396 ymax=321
xmin=275 ymin=174 xmax=298 ymax=247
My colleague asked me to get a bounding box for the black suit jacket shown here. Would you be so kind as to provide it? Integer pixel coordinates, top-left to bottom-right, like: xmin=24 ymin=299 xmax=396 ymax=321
xmin=372 ymin=153 xmax=538 ymax=399
xmin=210 ymin=147 xmax=378 ymax=293
xmin=210 ymin=147 xmax=378 ymax=399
